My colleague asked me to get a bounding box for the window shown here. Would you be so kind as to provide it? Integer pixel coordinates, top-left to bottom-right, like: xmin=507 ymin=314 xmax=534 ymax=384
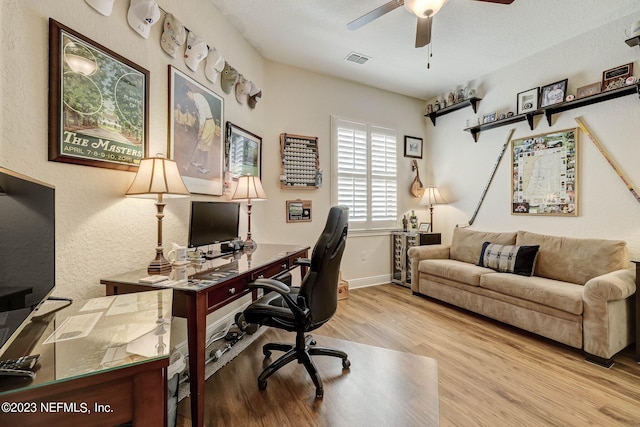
xmin=331 ymin=117 xmax=397 ymax=231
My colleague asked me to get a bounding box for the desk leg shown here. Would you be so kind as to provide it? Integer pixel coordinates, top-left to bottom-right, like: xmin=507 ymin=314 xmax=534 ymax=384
xmin=634 ymin=261 xmax=639 ymax=363
xmin=187 ymin=294 xmax=207 ymax=427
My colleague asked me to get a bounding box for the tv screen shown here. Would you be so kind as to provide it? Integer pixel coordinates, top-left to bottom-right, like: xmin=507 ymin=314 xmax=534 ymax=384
xmin=0 ymin=167 xmax=55 ymax=358
xmin=188 ymin=201 xmax=240 ymax=248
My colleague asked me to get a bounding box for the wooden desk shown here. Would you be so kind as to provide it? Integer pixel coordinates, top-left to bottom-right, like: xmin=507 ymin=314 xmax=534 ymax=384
xmin=0 ymin=289 xmax=173 ymax=426
xmin=100 ymin=244 xmax=309 ymax=427
xmin=634 ymin=261 xmax=639 ymax=363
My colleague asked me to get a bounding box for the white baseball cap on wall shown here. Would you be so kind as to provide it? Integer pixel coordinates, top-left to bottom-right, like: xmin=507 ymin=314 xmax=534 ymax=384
xmin=86 ymin=0 xmax=116 ymax=16
xmin=184 ymin=31 xmax=209 ymax=72
xmin=127 ymin=0 xmax=161 ymax=39
xmin=160 ymin=13 xmax=186 ymax=58
xmin=204 ymin=48 xmax=225 ymax=83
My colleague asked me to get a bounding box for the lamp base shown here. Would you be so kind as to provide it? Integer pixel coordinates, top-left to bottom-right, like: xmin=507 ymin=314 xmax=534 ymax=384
xmin=148 ymin=249 xmax=172 ymax=275
xmin=243 ymin=237 xmax=257 ymax=251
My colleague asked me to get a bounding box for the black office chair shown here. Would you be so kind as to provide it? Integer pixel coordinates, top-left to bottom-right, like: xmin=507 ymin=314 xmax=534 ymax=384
xmin=240 ymin=205 xmax=350 ymax=398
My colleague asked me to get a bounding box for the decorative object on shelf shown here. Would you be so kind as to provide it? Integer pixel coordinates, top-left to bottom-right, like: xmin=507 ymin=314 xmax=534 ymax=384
xmin=447 ymin=92 xmax=455 ymax=105
xmin=434 ymin=100 xmax=441 ymax=111
xmin=626 ymin=19 xmax=640 ymax=38
xmin=404 ymin=135 xmax=423 ymax=159
xmin=540 ymin=79 xmax=568 ymax=108
xmin=511 ymin=128 xmax=578 ymax=216
xmin=419 ymin=222 xmax=431 ymax=232
xmin=225 ymin=122 xmax=262 ymax=179
xmin=286 ymin=200 xmax=312 ymax=223
xmin=126 ymin=155 xmax=191 ymax=275
xmin=565 ymin=94 xmax=575 ymax=102
xmin=48 ymin=19 xmax=149 ymax=171
xmin=280 ymin=133 xmax=320 ymax=188
xmin=507 ymin=111 xmax=515 ymax=117
xmin=626 ymin=76 xmax=637 ymax=85
xmin=601 ymin=63 xmax=633 ymax=92
xmin=498 ymin=113 xmax=506 ymax=120
xmin=466 ymin=88 xmax=476 ymax=98
xmin=410 ymin=159 xmax=425 ymax=198
xmin=169 ymin=66 xmax=224 ymax=196
xmin=457 ymin=87 xmax=466 ymax=102
xmin=576 ymin=82 xmax=601 ymax=98
xmin=425 ymin=104 xmax=433 ymax=114
xmin=420 ymin=185 xmax=447 ymax=232
xmin=409 ymin=210 xmax=418 ymax=229
xmin=517 ymin=87 xmax=539 ymax=114
xmin=402 ymin=215 xmax=408 ymax=232
xmin=482 ymin=112 xmax=497 ymax=123
xmin=230 ymin=174 xmax=267 ymax=249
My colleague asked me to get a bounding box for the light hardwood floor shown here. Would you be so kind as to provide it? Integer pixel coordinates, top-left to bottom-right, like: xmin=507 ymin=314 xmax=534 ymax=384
xmin=178 ymin=284 xmax=640 ymax=426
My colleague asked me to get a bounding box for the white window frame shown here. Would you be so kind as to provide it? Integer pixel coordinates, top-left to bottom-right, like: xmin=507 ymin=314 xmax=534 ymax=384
xmin=331 ymin=116 xmax=398 ymax=231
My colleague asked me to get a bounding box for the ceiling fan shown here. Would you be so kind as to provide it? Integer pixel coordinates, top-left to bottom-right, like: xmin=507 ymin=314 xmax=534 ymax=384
xmin=347 ymin=0 xmax=515 ymax=48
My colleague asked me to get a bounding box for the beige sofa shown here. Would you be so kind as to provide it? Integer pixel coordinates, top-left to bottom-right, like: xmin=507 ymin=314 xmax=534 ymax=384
xmin=408 ymin=228 xmax=636 ymax=365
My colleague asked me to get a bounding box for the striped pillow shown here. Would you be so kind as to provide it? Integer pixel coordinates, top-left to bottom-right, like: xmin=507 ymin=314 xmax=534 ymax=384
xmin=478 ymin=242 xmax=540 ymax=276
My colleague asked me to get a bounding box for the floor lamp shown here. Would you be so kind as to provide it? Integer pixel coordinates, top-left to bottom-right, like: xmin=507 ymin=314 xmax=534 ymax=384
xmin=420 ymin=185 xmax=447 ymax=233
xmin=231 ymin=174 xmax=267 ymax=250
xmin=126 ymin=156 xmax=190 ymax=275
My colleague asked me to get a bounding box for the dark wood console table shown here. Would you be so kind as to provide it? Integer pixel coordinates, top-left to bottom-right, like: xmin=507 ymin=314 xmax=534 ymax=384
xmin=100 ymin=244 xmax=309 ymax=427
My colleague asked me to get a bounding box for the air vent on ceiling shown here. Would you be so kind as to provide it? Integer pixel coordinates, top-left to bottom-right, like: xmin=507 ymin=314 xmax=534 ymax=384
xmin=345 ymin=52 xmax=370 ymax=64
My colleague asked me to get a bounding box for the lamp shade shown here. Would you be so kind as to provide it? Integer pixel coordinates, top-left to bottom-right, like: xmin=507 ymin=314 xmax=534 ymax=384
xmin=420 ymin=185 xmax=447 ymax=207
xmin=404 ymin=0 xmax=449 ymax=17
xmin=125 ymin=156 xmax=190 ymax=198
xmin=230 ymin=175 xmax=267 ymax=201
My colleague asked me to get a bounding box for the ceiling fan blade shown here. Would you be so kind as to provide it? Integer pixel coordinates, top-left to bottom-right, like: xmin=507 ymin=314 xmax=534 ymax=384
xmin=347 ymin=0 xmax=403 ymax=31
xmin=415 ymin=16 xmax=432 ymax=48
xmin=474 ymin=0 xmax=515 ymax=4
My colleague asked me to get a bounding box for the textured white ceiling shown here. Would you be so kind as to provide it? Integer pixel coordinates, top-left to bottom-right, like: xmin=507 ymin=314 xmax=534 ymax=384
xmin=209 ymin=0 xmax=640 ymax=99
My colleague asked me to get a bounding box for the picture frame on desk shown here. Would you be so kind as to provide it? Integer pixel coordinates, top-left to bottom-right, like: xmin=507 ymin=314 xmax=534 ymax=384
xmin=418 ymin=222 xmax=431 ymax=232
xmin=48 ymin=19 xmax=149 ymax=171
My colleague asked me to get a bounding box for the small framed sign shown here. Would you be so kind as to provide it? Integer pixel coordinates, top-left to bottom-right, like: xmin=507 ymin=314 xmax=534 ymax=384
xmin=286 ymin=200 xmax=312 ymax=222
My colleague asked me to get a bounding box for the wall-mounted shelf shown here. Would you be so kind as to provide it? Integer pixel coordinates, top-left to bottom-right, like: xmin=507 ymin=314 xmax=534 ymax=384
xmin=625 ymin=35 xmax=640 ymax=47
xmin=463 ymin=111 xmax=541 ymax=142
xmin=425 ymin=97 xmax=481 ymax=126
xmin=543 ymin=83 xmax=640 ymax=126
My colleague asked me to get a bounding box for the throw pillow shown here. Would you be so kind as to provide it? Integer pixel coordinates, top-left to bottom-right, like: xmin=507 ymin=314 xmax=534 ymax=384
xmin=478 ymin=242 xmax=540 ymax=276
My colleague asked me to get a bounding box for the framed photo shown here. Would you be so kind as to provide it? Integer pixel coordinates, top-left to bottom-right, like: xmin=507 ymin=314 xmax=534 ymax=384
xmin=225 ymin=122 xmax=262 ymax=179
xmin=286 ymin=200 xmax=312 ymax=223
xmin=516 ymin=87 xmax=539 ymax=114
xmin=576 ymin=82 xmax=601 ymax=99
xmin=418 ymin=222 xmax=431 ymax=232
xmin=482 ymin=112 xmax=497 ymax=124
xmin=169 ymin=66 xmax=224 ymax=195
xmin=540 ymin=79 xmax=568 ymax=108
xmin=601 ymin=63 xmax=633 ymax=92
xmin=404 ymin=136 xmax=423 ymax=159
xmin=48 ymin=19 xmax=149 ymax=171
xmin=511 ymin=128 xmax=578 ymax=216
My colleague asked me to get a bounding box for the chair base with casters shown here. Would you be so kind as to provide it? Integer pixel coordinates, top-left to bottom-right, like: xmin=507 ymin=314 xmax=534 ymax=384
xmin=258 ymin=330 xmax=350 ymax=398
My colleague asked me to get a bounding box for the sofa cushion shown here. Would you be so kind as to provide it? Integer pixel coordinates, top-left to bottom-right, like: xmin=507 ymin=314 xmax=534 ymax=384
xmin=478 ymin=242 xmax=540 ymax=276
xmin=419 ymin=259 xmax=495 ymax=287
xmin=450 ymin=227 xmax=517 ymax=265
xmin=516 ymin=230 xmax=629 ymax=285
xmin=479 ymin=273 xmax=584 ymax=315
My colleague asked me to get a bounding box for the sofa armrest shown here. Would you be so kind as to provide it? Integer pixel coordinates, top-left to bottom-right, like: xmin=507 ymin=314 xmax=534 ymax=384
xmin=407 ymin=244 xmax=451 ymax=262
xmin=583 ymin=268 xmax=636 ymax=302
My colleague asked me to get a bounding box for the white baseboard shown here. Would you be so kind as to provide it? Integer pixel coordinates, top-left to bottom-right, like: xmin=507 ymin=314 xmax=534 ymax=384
xmin=345 ymin=274 xmax=390 ymax=289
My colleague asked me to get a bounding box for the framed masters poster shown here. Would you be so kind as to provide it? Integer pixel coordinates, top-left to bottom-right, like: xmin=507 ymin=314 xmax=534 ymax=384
xmin=48 ymin=19 xmax=149 ymax=171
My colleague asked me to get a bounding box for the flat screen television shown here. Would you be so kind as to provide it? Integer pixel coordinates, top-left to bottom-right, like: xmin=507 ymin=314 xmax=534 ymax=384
xmin=188 ymin=201 xmax=240 ymax=249
xmin=0 ymin=167 xmax=56 ymax=358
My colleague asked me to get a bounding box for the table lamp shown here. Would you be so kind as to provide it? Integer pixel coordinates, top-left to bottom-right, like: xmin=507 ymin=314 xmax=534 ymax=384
xmin=230 ymin=174 xmax=267 ymax=250
xmin=420 ymin=185 xmax=447 ymax=233
xmin=126 ymin=155 xmax=190 ymax=275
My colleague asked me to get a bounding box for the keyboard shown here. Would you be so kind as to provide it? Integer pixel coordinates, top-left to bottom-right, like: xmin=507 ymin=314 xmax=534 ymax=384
xmin=0 ymin=354 xmax=40 ymax=378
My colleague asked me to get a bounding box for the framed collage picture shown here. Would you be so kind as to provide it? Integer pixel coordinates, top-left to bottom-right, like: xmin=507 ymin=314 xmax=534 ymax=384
xmin=48 ymin=19 xmax=149 ymax=171
xmin=169 ymin=66 xmax=224 ymax=195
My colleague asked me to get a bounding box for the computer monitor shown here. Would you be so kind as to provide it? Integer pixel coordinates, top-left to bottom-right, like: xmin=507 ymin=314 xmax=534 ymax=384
xmin=0 ymin=167 xmax=56 ymax=358
xmin=188 ymin=201 xmax=240 ymax=249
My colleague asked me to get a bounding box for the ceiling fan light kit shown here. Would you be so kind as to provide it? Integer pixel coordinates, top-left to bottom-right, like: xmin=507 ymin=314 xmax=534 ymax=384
xmin=404 ymin=0 xmax=449 ymax=18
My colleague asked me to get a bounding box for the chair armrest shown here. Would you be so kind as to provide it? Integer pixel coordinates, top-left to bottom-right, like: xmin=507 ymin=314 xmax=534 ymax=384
xmin=249 ymin=278 xmax=308 ymax=318
xmin=294 ymin=258 xmax=311 ymax=267
xmin=407 ymin=244 xmax=451 ymax=262
xmin=583 ymin=268 xmax=636 ymax=302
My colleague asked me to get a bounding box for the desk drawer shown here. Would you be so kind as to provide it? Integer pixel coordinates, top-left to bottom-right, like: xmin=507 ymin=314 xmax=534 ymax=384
xmin=206 ymin=277 xmax=248 ymax=311
xmin=250 ymin=261 xmax=289 ymax=281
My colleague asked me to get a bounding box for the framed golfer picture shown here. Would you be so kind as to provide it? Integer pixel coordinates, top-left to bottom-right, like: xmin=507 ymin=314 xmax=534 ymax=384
xmin=169 ymin=66 xmax=224 ymax=195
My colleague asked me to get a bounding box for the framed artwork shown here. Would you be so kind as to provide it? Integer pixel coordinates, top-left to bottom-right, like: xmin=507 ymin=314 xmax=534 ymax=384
xmin=511 ymin=128 xmax=578 ymax=216
xmin=169 ymin=66 xmax=224 ymax=195
xmin=418 ymin=222 xmax=431 ymax=232
xmin=576 ymin=82 xmax=601 ymax=99
xmin=286 ymin=200 xmax=312 ymax=223
xmin=48 ymin=19 xmax=149 ymax=171
xmin=516 ymin=87 xmax=539 ymax=114
xmin=601 ymin=63 xmax=633 ymax=92
xmin=225 ymin=122 xmax=262 ymax=179
xmin=404 ymin=136 xmax=423 ymax=159
xmin=482 ymin=112 xmax=497 ymax=124
xmin=540 ymin=79 xmax=568 ymax=108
